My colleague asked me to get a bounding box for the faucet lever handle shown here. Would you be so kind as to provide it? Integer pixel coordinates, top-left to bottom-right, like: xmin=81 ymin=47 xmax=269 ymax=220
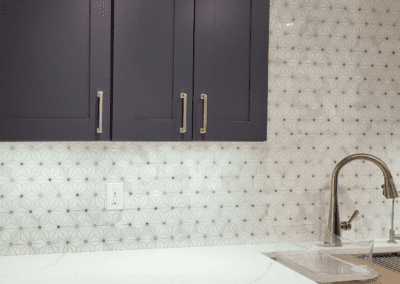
xmin=341 ymin=210 xmax=359 ymax=231
xmin=348 ymin=210 xmax=359 ymax=224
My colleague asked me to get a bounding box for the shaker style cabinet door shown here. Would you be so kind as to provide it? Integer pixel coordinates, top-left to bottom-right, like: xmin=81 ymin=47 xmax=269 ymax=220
xmin=0 ymin=0 xmax=111 ymax=141
xmin=112 ymin=0 xmax=194 ymax=141
xmin=192 ymin=0 xmax=268 ymax=141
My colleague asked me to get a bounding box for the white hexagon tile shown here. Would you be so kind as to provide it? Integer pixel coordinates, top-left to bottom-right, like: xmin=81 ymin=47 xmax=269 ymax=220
xmin=1 ymin=0 xmax=400 ymax=257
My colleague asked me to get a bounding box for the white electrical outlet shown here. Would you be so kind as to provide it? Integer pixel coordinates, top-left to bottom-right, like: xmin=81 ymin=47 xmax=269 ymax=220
xmin=112 ymin=187 xmax=118 ymax=205
xmin=107 ymin=183 xmax=124 ymax=210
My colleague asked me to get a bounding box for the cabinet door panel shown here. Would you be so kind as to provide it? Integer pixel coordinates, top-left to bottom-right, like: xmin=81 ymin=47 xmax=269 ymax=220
xmin=193 ymin=0 xmax=268 ymax=141
xmin=0 ymin=0 xmax=110 ymax=141
xmin=112 ymin=0 xmax=193 ymax=141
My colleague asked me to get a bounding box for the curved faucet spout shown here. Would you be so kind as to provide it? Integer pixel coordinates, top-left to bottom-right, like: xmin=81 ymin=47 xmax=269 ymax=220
xmin=326 ymin=153 xmax=398 ymax=246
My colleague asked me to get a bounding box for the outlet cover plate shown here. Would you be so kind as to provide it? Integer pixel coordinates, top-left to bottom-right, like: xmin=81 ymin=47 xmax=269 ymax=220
xmin=107 ymin=183 xmax=124 ymax=210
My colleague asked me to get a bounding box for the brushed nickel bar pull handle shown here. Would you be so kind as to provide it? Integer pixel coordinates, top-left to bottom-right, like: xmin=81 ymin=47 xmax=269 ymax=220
xmin=180 ymin=93 xmax=187 ymax=133
xmin=97 ymin=91 xmax=103 ymax=133
xmin=200 ymin=94 xmax=207 ymax=134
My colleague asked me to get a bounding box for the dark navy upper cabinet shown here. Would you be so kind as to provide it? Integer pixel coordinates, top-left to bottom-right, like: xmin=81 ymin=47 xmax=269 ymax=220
xmin=0 ymin=0 xmax=111 ymax=141
xmin=112 ymin=0 xmax=194 ymax=141
xmin=192 ymin=0 xmax=268 ymax=141
xmin=0 ymin=0 xmax=268 ymax=142
xmin=113 ymin=0 xmax=268 ymax=141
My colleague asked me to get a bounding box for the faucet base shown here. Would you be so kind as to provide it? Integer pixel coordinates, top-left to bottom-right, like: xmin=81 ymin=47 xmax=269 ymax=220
xmin=388 ymin=229 xmax=398 ymax=243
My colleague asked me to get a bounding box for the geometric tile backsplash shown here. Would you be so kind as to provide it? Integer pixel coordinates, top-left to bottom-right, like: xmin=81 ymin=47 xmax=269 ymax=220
xmin=1 ymin=0 xmax=400 ymax=257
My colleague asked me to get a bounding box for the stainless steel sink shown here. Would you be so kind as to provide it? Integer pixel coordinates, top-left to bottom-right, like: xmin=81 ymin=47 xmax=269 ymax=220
xmin=270 ymin=252 xmax=400 ymax=284
xmin=355 ymin=252 xmax=400 ymax=275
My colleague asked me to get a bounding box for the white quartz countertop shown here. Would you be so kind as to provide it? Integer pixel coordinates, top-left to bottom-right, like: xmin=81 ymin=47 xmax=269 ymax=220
xmin=0 ymin=238 xmax=399 ymax=284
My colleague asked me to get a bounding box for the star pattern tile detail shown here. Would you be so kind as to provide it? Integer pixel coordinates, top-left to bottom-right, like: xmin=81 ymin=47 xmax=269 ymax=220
xmin=0 ymin=0 xmax=400 ymax=257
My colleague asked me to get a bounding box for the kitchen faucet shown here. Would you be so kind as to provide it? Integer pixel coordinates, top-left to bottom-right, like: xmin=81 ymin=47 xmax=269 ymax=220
xmin=325 ymin=153 xmax=399 ymax=246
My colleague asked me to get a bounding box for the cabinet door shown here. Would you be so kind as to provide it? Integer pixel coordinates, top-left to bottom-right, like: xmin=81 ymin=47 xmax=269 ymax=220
xmin=112 ymin=0 xmax=193 ymax=141
xmin=193 ymin=0 xmax=268 ymax=141
xmin=0 ymin=0 xmax=111 ymax=141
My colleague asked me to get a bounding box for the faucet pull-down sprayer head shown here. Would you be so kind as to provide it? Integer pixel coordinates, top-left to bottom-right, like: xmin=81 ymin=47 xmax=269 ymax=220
xmin=382 ymin=177 xmax=398 ymax=199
